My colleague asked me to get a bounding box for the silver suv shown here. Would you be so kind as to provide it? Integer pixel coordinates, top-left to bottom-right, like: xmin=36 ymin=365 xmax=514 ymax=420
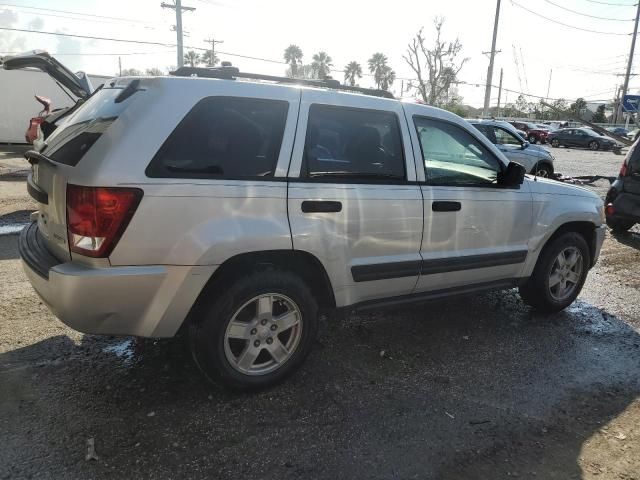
xmin=19 ymin=66 xmax=606 ymax=390
xmin=470 ymin=120 xmax=556 ymax=178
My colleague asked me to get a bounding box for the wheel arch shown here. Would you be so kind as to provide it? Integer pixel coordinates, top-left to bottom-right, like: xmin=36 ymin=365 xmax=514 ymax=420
xmin=529 ymin=161 xmax=554 ymax=175
xmin=541 ymin=221 xmax=598 ymax=268
xmin=186 ymin=250 xmax=336 ymax=326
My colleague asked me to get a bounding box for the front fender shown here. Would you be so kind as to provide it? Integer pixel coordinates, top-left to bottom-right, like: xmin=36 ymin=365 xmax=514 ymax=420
xmin=520 ymin=184 xmax=603 ymax=277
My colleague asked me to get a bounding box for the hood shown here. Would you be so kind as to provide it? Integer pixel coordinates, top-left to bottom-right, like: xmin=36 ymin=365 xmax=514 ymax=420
xmin=522 ymin=143 xmax=553 ymax=160
xmin=527 ymin=176 xmax=600 ymax=199
xmin=2 ymin=50 xmax=92 ymax=98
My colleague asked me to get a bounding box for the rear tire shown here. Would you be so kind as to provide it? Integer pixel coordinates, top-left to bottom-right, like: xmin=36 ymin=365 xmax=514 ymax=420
xmin=189 ymin=270 xmax=318 ymax=390
xmin=528 ymin=135 xmax=537 ymax=144
xmin=606 ymin=218 xmax=634 ymax=233
xmin=519 ymin=232 xmax=590 ymax=313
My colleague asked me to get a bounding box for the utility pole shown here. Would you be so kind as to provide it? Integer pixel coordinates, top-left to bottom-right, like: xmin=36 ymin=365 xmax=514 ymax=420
xmin=483 ymin=0 xmax=501 ymax=117
xmin=619 ymin=2 xmax=640 ymax=124
xmin=203 ymin=37 xmax=224 ymax=66
xmin=118 ymin=56 xmax=122 ymax=77
xmin=496 ymin=68 xmax=503 ymax=118
xmin=161 ymin=0 xmax=195 ymax=68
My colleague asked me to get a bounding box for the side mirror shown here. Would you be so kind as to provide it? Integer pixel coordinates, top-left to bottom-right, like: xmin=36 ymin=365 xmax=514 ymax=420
xmin=521 ymin=141 xmax=530 ymax=150
xmin=498 ymin=161 xmax=526 ymax=186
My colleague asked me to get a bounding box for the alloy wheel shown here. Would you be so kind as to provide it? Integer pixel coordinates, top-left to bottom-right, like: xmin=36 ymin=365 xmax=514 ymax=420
xmin=548 ymin=246 xmax=583 ymax=301
xmin=223 ymin=293 xmax=303 ymax=376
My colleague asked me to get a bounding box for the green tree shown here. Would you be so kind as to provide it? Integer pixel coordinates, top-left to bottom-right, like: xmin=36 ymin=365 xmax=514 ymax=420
xmin=120 ymin=68 xmax=142 ymax=76
xmin=378 ymin=65 xmax=396 ymax=91
xmin=570 ymin=97 xmax=587 ymax=116
xmin=311 ymin=51 xmax=332 ymax=79
xmin=183 ymin=50 xmax=201 ymax=68
xmin=368 ymin=52 xmax=390 ymax=89
xmin=145 ymin=68 xmax=163 ymax=76
xmin=515 ymin=95 xmax=529 ymax=115
xmin=344 ymin=61 xmax=362 ymax=86
xmin=284 ymin=44 xmax=303 ymax=77
xmin=202 ymin=50 xmax=219 ymax=67
xmin=592 ymin=104 xmax=607 ymax=123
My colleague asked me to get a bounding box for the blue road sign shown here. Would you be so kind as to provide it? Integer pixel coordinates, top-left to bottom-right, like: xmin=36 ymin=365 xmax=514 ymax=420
xmin=622 ymin=94 xmax=640 ymax=113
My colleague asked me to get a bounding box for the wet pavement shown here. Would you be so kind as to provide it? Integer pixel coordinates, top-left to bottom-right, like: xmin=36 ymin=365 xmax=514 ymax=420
xmin=1 ymin=147 xmax=639 ymax=479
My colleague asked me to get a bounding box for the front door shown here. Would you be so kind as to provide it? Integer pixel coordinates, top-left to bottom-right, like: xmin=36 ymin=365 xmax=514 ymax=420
xmin=403 ymin=108 xmax=534 ymax=293
xmin=286 ymin=91 xmax=423 ymax=307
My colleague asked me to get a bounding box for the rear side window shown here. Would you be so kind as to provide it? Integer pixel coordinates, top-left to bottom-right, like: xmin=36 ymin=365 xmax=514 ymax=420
xmin=43 ymin=87 xmax=134 ymax=166
xmin=303 ymin=104 xmax=405 ymax=180
xmin=146 ymin=97 xmax=288 ymax=179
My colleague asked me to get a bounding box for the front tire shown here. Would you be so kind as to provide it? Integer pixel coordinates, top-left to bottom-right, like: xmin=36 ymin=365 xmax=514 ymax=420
xmin=533 ymin=163 xmax=553 ymax=178
xmin=519 ymin=232 xmax=590 ymax=313
xmin=551 ymin=139 xmax=560 ymax=148
xmin=589 ymin=140 xmax=600 ymax=151
xmin=189 ymin=270 xmax=318 ymax=390
xmin=529 ymin=135 xmax=537 ymax=144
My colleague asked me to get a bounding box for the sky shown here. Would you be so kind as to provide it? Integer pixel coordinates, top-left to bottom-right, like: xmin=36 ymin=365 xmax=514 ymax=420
xmin=1 ymin=0 xmax=640 ymax=108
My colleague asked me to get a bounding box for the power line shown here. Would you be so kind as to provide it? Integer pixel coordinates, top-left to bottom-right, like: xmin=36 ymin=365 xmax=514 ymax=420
xmin=542 ymin=0 xmax=633 ymax=20
xmin=510 ymin=0 xmax=631 ymax=34
xmin=0 ymin=3 xmax=159 ymax=25
xmin=0 ymin=50 xmax=175 ymax=56
xmin=582 ymin=0 xmax=638 ymax=6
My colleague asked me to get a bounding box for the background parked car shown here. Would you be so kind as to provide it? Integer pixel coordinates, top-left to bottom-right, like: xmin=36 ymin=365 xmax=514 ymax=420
xmin=604 ymin=126 xmax=632 ymax=140
xmin=471 ymin=120 xmax=555 ymax=177
xmin=548 ymin=127 xmax=620 ymax=151
xmin=509 ymin=121 xmax=549 ymax=144
xmin=605 ymin=143 xmax=640 ymax=232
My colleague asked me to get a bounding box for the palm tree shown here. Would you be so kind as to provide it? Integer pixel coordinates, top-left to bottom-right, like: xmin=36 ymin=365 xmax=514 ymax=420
xmin=202 ymin=50 xmax=218 ymax=67
xmin=311 ymin=51 xmax=333 ymax=79
xmin=283 ymin=44 xmax=303 ymax=77
xmin=368 ymin=52 xmax=389 ymax=89
xmin=183 ymin=50 xmax=201 ymax=68
xmin=379 ymin=66 xmax=396 ymax=91
xmin=344 ymin=61 xmax=362 ymax=86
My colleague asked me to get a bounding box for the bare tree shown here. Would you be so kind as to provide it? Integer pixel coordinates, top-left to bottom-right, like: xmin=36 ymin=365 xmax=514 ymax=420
xmin=403 ymin=18 xmax=468 ymax=106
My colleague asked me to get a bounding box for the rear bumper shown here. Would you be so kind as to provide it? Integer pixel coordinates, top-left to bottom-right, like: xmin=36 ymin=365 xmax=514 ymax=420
xmin=608 ymin=190 xmax=640 ymax=223
xmin=20 ymin=222 xmax=215 ymax=337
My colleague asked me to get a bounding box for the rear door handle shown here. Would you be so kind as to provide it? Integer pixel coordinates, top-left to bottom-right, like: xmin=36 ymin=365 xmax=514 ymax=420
xmin=301 ymin=201 xmax=342 ymax=213
xmin=432 ymin=201 xmax=461 ymax=212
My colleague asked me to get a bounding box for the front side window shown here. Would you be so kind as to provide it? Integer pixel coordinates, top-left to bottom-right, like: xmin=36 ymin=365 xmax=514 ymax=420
xmin=414 ymin=117 xmax=501 ymax=186
xmin=146 ymin=97 xmax=288 ymax=179
xmin=494 ymin=127 xmax=522 ymax=147
xmin=473 ymin=124 xmax=496 ymax=144
xmin=303 ymin=104 xmax=405 ymax=180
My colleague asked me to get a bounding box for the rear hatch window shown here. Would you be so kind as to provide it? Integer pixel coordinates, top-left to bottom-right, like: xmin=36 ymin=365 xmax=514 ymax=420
xmin=42 ymin=86 xmax=136 ymax=166
xmin=30 ymin=84 xmax=139 ymax=262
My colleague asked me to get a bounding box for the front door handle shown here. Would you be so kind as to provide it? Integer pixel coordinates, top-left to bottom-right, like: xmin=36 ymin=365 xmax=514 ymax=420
xmin=301 ymin=201 xmax=342 ymax=213
xmin=432 ymin=201 xmax=461 ymax=212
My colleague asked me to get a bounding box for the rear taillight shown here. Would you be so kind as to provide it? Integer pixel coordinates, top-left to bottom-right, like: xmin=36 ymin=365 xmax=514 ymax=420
xmin=620 ymin=161 xmax=628 ymax=177
xmin=66 ymin=184 xmax=142 ymax=258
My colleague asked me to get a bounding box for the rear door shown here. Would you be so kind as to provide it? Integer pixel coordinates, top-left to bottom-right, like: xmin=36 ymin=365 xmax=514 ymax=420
xmin=287 ymin=91 xmax=423 ymax=307
xmin=26 ymin=85 xmax=138 ymax=260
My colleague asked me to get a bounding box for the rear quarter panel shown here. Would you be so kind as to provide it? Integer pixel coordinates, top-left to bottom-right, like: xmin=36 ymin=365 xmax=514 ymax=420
xmin=64 ymin=77 xmax=301 ymax=266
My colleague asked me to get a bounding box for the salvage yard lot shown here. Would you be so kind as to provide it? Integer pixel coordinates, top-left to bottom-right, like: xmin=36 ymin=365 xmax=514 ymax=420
xmin=1 ymin=146 xmax=639 ymax=479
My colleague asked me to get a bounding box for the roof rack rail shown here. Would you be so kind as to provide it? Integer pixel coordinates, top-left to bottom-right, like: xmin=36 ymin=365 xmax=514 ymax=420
xmin=170 ymin=65 xmax=395 ymax=99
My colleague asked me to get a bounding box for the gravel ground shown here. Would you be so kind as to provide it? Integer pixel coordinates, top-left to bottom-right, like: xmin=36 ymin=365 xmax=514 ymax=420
xmin=1 ymin=146 xmax=639 ymax=479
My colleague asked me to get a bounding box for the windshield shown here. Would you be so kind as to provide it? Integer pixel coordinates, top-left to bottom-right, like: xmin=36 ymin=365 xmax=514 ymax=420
xmin=42 ymin=87 xmax=137 ymax=166
xmin=526 ymin=123 xmax=538 ymax=129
